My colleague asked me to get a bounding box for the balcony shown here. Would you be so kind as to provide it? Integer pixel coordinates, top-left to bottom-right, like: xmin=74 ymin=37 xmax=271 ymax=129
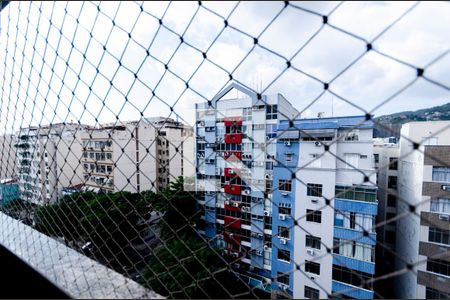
xmin=224 ymin=116 xmax=242 ymax=127
xmin=224 ymin=168 xmax=238 ymax=178
xmin=224 ymin=184 xmax=241 ymax=195
xmin=224 ymin=133 xmax=242 ymax=144
xmin=225 ymin=200 xmax=241 ymax=212
xmin=224 ymin=216 xmax=241 ymax=229
xmin=224 ymin=232 xmax=241 ymax=245
xmin=224 ymin=151 xmax=242 ymax=161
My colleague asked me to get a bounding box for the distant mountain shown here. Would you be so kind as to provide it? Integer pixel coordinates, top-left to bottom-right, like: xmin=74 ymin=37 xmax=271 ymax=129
xmin=373 ymin=102 xmax=450 ymax=138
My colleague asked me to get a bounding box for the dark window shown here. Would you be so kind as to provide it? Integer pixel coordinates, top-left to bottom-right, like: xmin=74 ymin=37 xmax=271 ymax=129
xmin=277 ymin=272 xmax=289 ymax=285
xmin=349 ymin=212 xmax=356 ymax=229
xmin=305 ymin=260 xmax=320 ymax=275
xmin=306 ymin=235 xmax=321 ymax=250
xmin=307 ymin=183 xmax=322 ymax=197
xmin=389 ymin=157 xmax=398 ymax=170
xmin=277 ymin=249 xmax=290 ymax=262
xmin=332 ymin=265 xmax=373 ymax=290
xmin=429 ymin=227 xmax=450 ymax=245
xmin=387 ymin=194 xmax=396 ymax=207
xmin=386 ymin=212 xmax=396 ymax=226
xmin=266 ymin=104 xmax=278 ymax=120
xmin=427 ymin=259 xmax=450 ymax=276
xmin=306 ymin=209 xmax=322 ymax=223
xmin=279 ymin=207 xmax=291 ymax=215
xmin=385 ymin=230 xmax=396 ymax=244
xmin=279 ymin=180 xmax=292 ymax=192
xmin=278 ymin=226 xmax=290 ymax=239
xmin=373 ymin=154 xmax=379 ymax=163
xmin=426 ymin=287 xmax=450 ymax=299
xmin=388 ymin=176 xmax=397 ymax=189
xmin=304 ymin=286 xmax=319 ymax=299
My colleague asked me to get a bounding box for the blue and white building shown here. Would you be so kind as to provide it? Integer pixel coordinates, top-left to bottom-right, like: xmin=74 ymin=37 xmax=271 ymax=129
xmin=195 ymin=82 xmax=378 ymax=299
xmin=272 ymin=116 xmax=378 ymax=299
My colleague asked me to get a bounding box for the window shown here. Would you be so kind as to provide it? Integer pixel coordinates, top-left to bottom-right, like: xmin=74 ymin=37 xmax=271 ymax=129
xmin=335 ymin=185 xmax=376 ymax=202
xmin=278 ymin=226 xmax=290 ymax=239
xmin=334 ymin=211 xmax=374 ymax=232
xmin=373 ymin=154 xmax=379 ymax=163
xmin=386 ymin=213 xmax=396 ymax=226
xmin=389 ymin=157 xmax=398 ymax=170
xmin=344 ymin=130 xmax=359 ymax=141
xmin=387 ymin=194 xmax=397 ymax=207
xmin=427 ymin=259 xmax=450 ymax=276
xmin=334 ymin=212 xmax=344 ymax=227
xmin=304 ymin=286 xmax=319 ymax=299
xmin=432 ymin=167 xmax=450 ymax=182
xmin=430 ymin=198 xmax=450 ymax=214
xmin=279 ymin=207 xmax=291 ymax=215
xmin=429 ymin=228 xmax=450 ymax=245
xmin=332 ymin=265 xmax=372 ymax=290
xmin=277 ymin=249 xmax=290 ymax=262
xmin=307 ymin=183 xmax=322 ymax=197
xmin=333 ymin=238 xmax=375 ymax=262
xmin=106 ymin=153 xmax=112 ymax=160
xmin=426 ymin=287 xmax=450 ymax=299
xmin=266 ymin=104 xmax=278 ymax=120
xmin=285 ymin=153 xmax=293 ymax=162
xmin=388 ymin=176 xmax=397 ymax=189
xmin=360 ymin=155 xmax=368 ymax=159
xmin=306 ymin=209 xmax=321 ymax=223
xmin=306 ymin=235 xmax=321 ymax=250
xmin=277 ymin=272 xmax=289 ymax=285
xmin=279 ymin=180 xmax=292 ymax=192
xmin=305 ymin=260 xmax=320 ymax=275
xmin=385 ymin=230 xmax=396 ymax=244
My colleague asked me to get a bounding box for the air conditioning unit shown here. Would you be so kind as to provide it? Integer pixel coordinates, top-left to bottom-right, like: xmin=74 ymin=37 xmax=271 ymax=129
xmin=225 ymin=200 xmax=230 ymax=206
xmin=232 ymin=202 xmax=239 ymax=208
xmin=244 ymin=189 xmax=251 ymax=195
xmin=200 ymin=121 xmax=205 ymax=126
xmin=281 ymin=192 xmax=288 ymax=196
xmin=442 ymin=185 xmax=450 ymax=191
xmin=256 ymin=250 xmax=263 ymax=256
xmin=279 ymin=214 xmax=286 ymax=221
xmin=280 ymin=238 xmax=287 ymax=245
xmin=315 ymin=141 xmax=322 ymax=147
xmin=265 ymin=174 xmax=271 ymax=180
xmin=279 ymin=284 xmax=289 ymax=292
xmin=229 ymin=169 xmax=235 ymax=174
xmin=216 ymin=203 xmax=221 ymax=208
xmin=264 ymin=210 xmax=270 ymax=216
xmin=266 ymin=136 xmax=270 ymax=140
xmin=311 ymin=198 xmax=319 ymax=203
xmin=242 ymin=206 xmax=248 ymax=212
xmin=263 ymin=245 xmax=269 ymax=252
xmin=257 ymin=233 xmax=263 ymax=239
xmin=268 ymin=194 xmax=272 ymax=199
xmin=231 ymin=252 xmax=239 ymax=258
xmin=284 ymin=141 xmax=291 ymax=147
xmin=306 ymin=249 xmax=316 ymax=256
xmin=439 ymin=214 xmax=450 ymax=221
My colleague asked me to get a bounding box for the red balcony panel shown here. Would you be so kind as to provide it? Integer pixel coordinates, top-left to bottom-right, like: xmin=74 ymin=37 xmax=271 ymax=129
xmin=224 ymin=184 xmax=241 ymax=195
xmin=225 ymin=200 xmax=241 ymax=212
xmin=224 ymin=167 xmax=238 ymax=178
xmin=224 ymin=216 xmax=241 ymax=229
xmin=224 ymin=133 xmax=243 ymax=144
xmin=224 ymin=151 xmax=242 ymax=161
xmin=224 ymin=232 xmax=241 ymax=245
xmin=224 ymin=116 xmax=243 ymax=127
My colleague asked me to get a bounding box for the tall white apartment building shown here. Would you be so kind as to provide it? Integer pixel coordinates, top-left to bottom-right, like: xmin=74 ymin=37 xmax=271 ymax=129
xmin=0 ymin=134 xmax=17 ymax=180
xmin=16 ymin=123 xmax=91 ymax=204
xmin=394 ymin=121 xmax=450 ymax=299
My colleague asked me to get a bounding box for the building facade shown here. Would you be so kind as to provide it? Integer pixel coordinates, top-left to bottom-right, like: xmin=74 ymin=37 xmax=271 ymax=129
xmin=16 ymin=123 xmax=90 ymax=204
xmin=394 ymin=121 xmax=450 ymax=299
xmin=195 ymin=83 xmax=378 ymax=298
xmin=80 ymin=118 xmax=194 ymax=193
xmin=273 ymin=116 xmax=377 ymax=299
xmin=373 ymin=137 xmax=399 ymax=296
xmin=195 ymin=83 xmax=299 ymax=294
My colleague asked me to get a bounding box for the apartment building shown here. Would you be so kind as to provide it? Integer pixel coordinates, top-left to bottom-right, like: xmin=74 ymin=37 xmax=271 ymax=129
xmin=16 ymin=123 xmax=90 ymax=204
xmin=81 ymin=118 xmax=194 ymax=193
xmin=373 ymin=137 xmax=399 ymax=294
xmin=195 ymin=82 xmax=299 ymax=294
xmin=0 ymin=134 xmax=17 ymax=180
xmin=394 ymin=121 xmax=450 ymax=299
xmin=145 ymin=117 xmax=195 ymax=190
xmin=273 ymin=116 xmax=378 ymax=299
xmin=195 ymin=82 xmax=378 ymax=298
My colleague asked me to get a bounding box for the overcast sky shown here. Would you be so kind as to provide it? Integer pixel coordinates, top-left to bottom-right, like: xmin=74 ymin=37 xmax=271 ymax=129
xmin=0 ymin=1 xmax=449 ymax=133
